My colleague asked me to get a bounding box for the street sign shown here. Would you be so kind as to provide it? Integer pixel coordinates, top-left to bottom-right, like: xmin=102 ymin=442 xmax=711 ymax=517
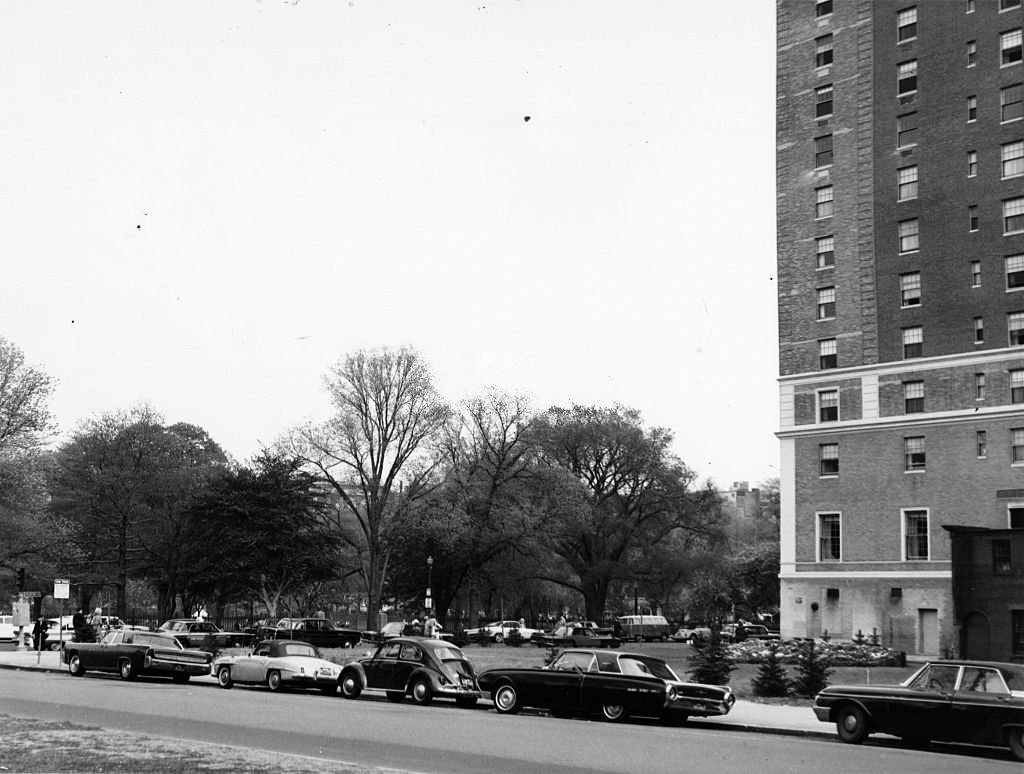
xmin=54 ymin=579 xmax=70 ymax=599
xmin=19 ymin=591 xmax=41 ymax=598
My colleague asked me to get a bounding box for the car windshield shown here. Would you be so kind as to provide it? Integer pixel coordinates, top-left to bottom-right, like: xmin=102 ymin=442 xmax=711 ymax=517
xmin=282 ymin=643 xmax=319 ymax=658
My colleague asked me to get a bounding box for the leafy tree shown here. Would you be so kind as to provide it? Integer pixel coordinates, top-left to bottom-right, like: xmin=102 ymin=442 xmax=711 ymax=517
xmin=533 ymin=404 xmax=723 ymax=621
xmin=50 ymin=407 xmax=227 ymax=616
xmin=729 ymin=541 xmax=781 ymax=620
xmin=284 ymin=347 xmax=450 ymax=628
xmin=791 ymin=638 xmax=833 ymax=698
xmin=751 ymin=641 xmax=791 ymax=697
xmin=687 ymin=628 xmax=735 ymax=686
xmin=186 ymin=451 xmax=342 ymax=619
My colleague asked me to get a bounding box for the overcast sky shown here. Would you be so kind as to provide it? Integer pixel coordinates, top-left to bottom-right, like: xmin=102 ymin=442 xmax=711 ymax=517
xmin=2 ymin=1 xmax=778 ymax=490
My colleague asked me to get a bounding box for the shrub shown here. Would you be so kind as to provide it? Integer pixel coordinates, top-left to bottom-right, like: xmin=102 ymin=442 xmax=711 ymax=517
xmin=791 ymin=638 xmax=833 ymax=698
xmin=687 ymin=628 xmax=735 ymax=686
xmin=750 ymin=642 xmax=790 ymax=697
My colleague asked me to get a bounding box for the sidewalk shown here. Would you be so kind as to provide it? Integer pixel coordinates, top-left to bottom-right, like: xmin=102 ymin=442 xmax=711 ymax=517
xmin=0 ymin=646 xmax=830 ymax=738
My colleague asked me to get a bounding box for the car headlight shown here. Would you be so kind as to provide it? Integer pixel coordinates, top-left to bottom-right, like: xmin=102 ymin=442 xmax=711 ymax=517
xmin=144 ymin=651 xmax=153 ymax=668
xmin=667 ymin=686 xmax=678 ymax=701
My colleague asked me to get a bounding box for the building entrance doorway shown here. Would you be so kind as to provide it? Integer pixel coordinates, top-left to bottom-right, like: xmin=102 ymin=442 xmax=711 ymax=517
xmin=918 ymin=608 xmax=938 ymax=656
xmin=962 ymin=611 xmax=991 ymax=660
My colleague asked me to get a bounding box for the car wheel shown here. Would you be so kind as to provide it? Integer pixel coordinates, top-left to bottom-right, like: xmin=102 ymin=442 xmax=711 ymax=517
xmin=455 ymin=696 xmax=477 ymax=708
xmin=267 ymin=670 xmax=283 ymax=692
xmin=217 ymin=666 xmax=233 ymax=689
xmin=600 ymin=702 xmax=628 ymax=722
xmin=835 ymin=704 xmax=869 ymax=744
xmin=410 ymin=677 xmax=433 ymax=705
xmin=118 ymin=658 xmax=136 ymax=681
xmin=339 ymin=670 xmax=362 ymax=699
xmin=1008 ymin=726 xmax=1024 ymax=762
xmin=67 ymin=654 xmax=85 ymax=677
xmin=385 ymin=690 xmax=405 ymax=703
xmin=171 ymin=673 xmax=190 ymax=684
xmin=493 ymin=683 xmax=521 ymax=714
xmin=493 ymin=633 xmax=505 ymax=644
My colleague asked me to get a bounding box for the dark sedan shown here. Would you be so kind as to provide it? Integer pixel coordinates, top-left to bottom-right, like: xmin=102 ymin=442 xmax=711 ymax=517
xmin=477 ymin=648 xmax=735 ymax=723
xmin=338 ymin=636 xmax=481 ymax=707
xmin=533 ymin=625 xmax=620 ymax=649
xmin=258 ymin=617 xmax=362 ymax=649
xmin=64 ymin=629 xmax=212 ymax=682
xmin=814 ymin=659 xmax=1024 ymax=760
xmin=157 ymin=619 xmax=254 ymax=650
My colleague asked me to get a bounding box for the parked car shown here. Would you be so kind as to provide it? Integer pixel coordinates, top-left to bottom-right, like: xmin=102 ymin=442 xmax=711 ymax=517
xmin=258 ymin=617 xmax=362 ymax=649
xmin=477 ymin=648 xmax=736 ymax=723
xmin=361 ymin=621 xmax=454 ymax=644
xmin=338 ymin=636 xmax=481 ymax=707
xmin=64 ymin=628 xmax=212 ymax=682
xmin=671 ymin=625 xmax=711 ymax=644
xmin=212 ymin=639 xmax=341 ymax=694
xmin=615 ymin=615 xmax=671 ymax=642
xmin=157 ymin=619 xmax=254 ymax=650
xmin=720 ymin=623 xmax=780 ymax=643
xmin=0 ymin=614 xmax=14 ymax=641
xmin=534 ymin=625 xmax=620 ymax=649
xmin=813 ymin=659 xmax=1024 ymax=761
xmin=464 ymin=620 xmax=539 ymax=643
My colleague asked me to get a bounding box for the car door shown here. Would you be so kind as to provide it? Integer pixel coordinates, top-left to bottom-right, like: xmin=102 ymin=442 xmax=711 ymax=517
xmin=88 ymin=630 xmax=123 ymax=668
xmin=233 ymin=645 xmax=271 ymax=683
xmin=544 ymin=651 xmax=591 ymax=710
xmin=364 ymin=642 xmax=402 ymax=689
xmin=949 ymin=666 xmax=1013 ymax=746
xmin=391 ymin=642 xmax=424 ymax=691
xmin=883 ymin=663 xmax=958 ymax=739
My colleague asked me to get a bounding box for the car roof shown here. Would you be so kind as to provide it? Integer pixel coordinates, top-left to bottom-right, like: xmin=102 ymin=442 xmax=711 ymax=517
xmin=386 ymin=636 xmax=460 ymax=652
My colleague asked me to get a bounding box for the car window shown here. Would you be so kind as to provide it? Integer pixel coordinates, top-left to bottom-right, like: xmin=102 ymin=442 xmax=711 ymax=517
xmin=596 ymin=653 xmax=620 ymax=673
xmin=620 ymin=657 xmax=652 ymax=676
xmin=961 ymin=667 xmax=1008 ymax=694
xmin=380 ymin=642 xmax=403 ymax=659
xmin=255 ymin=647 xmax=271 ymax=657
xmin=283 ymin=643 xmax=318 ymax=658
xmin=552 ymin=652 xmax=596 ymax=672
xmin=102 ymin=631 xmax=122 ymax=645
xmin=399 ymin=644 xmax=422 ymax=661
xmin=908 ymin=664 xmax=960 ymax=692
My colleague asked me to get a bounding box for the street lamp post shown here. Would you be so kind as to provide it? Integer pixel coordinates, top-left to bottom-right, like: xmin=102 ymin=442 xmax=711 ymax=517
xmin=425 ymin=555 xmax=433 ymax=610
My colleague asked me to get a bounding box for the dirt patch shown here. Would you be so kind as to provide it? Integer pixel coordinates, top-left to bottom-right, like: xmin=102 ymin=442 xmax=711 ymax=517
xmin=0 ymin=714 xmax=410 ymax=773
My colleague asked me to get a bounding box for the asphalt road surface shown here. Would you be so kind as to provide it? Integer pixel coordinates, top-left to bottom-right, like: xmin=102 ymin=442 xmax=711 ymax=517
xmin=1 ymin=669 xmax=1021 ymax=774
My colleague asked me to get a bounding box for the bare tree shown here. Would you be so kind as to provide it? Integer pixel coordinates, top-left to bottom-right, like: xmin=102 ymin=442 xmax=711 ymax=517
xmin=0 ymin=336 xmax=55 ymax=453
xmin=284 ymin=347 xmax=450 ymax=627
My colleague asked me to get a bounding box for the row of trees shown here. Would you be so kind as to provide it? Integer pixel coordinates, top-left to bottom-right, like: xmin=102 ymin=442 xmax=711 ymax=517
xmin=1 ymin=338 xmax=779 ymax=627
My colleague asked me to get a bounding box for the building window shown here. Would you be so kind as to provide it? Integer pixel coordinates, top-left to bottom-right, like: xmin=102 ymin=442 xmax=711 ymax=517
xmin=816 ymin=35 xmax=834 ymax=68
xmin=819 ymin=338 xmax=837 ymax=369
xmin=904 ymin=380 xmax=924 ymax=413
xmin=815 ymin=185 xmax=834 ymax=218
xmin=815 ymin=84 xmax=834 ymax=119
xmin=967 ymin=40 xmax=978 ymax=67
xmin=1002 ymin=29 xmax=1023 ymax=67
xmin=970 ymin=205 xmax=979 ymax=231
xmin=817 ymin=286 xmax=836 ymax=320
xmin=897 ymin=165 xmax=918 ymax=201
xmin=972 ymin=260 xmax=982 ymax=287
xmin=1009 ymin=312 xmax=1024 ymax=346
xmin=819 ymin=443 xmax=839 ymax=476
xmin=898 ymin=60 xmax=918 ymax=96
xmin=967 ymin=95 xmax=978 ymax=122
xmin=898 ymin=218 xmax=919 ymax=253
xmin=976 ymin=372 xmax=986 ymax=400
xmin=993 ymin=540 xmax=1012 ymax=575
xmin=903 ymin=326 xmax=923 ymax=358
xmin=904 ymin=509 xmax=929 ymax=558
xmin=975 ymin=316 xmax=985 ymax=343
xmin=1003 ymin=84 xmax=1023 ymax=122
xmin=1002 ymin=0 xmax=1022 ymax=11
xmin=1014 ymin=429 xmax=1024 ymax=464
xmin=905 ymin=437 xmax=926 ymax=471
xmin=900 ymin=271 xmax=921 ymax=306
xmin=818 ymin=389 xmax=839 ymax=422
xmin=1012 ymin=369 xmax=1024 ymax=403
xmin=1005 ymin=197 xmax=1024 ymax=233
xmin=968 ymin=150 xmax=978 ymax=177
xmin=897 ymin=112 xmax=918 ymax=147
xmin=816 ymin=0 xmax=833 ymax=18
xmin=816 ymin=235 xmax=835 ymax=269
xmin=978 ymin=430 xmax=989 ymax=458
xmin=1007 ymin=254 xmax=1024 ymax=290
xmin=818 ymin=513 xmax=841 ymax=561
xmin=1003 ymin=141 xmax=1024 ymax=178
xmin=1015 ymin=611 xmax=1024 ymax=659
xmin=897 ymin=7 xmax=917 ymax=43
xmin=966 ymin=0 xmax=975 ymax=12
xmin=815 ymin=134 xmax=834 ymax=168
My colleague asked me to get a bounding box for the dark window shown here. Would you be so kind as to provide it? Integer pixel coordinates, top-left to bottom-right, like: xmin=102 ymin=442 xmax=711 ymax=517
xmin=1011 ymin=507 xmax=1024 ymax=528
xmin=898 ymin=59 xmax=918 ymax=96
xmin=819 ymin=338 xmax=837 ymax=369
xmin=1003 ymin=84 xmax=1023 ymax=122
xmin=1013 ymin=611 xmax=1024 ymax=658
xmin=816 ymin=35 xmax=834 ymax=68
xmin=816 ymin=84 xmax=834 ymax=118
xmin=897 ymin=7 xmax=917 ymax=43
xmin=820 ymin=443 xmax=839 ymax=476
xmin=994 ymin=540 xmax=1012 ymax=574
xmin=897 ymin=112 xmax=918 ymax=147
xmin=970 ymin=205 xmax=979 ymax=231
xmin=905 ymin=436 xmax=926 ymax=471
xmin=816 ymin=0 xmax=833 ymax=16
xmin=1002 ymin=29 xmax=1023 ymax=66
xmin=904 ymin=381 xmax=924 ymax=413
xmin=819 ymin=514 xmax=841 ymax=561
xmin=904 ymin=510 xmax=929 ymax=558
xmin=819 ymin=390 xmax=839 ymax=422
xmin=815 ymin=134 xmax=834 ymax=167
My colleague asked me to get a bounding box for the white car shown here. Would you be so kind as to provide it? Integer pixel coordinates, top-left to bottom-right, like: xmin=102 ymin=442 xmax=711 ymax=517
xmin=212 ymin=639 xmax=342 ymax=694
xmin=0 ymin=614 xmax=15 ymax=641
xmin=465 ymin=620 xmax=538 ymax=643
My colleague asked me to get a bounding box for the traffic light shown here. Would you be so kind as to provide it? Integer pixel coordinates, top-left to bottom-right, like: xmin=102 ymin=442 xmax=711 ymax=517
xmin=16 ymin=568 xmax=25 ymax=591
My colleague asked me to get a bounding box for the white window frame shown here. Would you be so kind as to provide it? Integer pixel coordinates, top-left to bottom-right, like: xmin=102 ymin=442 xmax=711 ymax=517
xmin=1007 ymin=254 xmax=1024 ymax=291
xmin=976 ymin=371 xmax=986 ymax=401
xmin=1011 ymin=369 xmax=1024 ymax=403
xmin=972 ymin=260 xmax=982 ymax=287
xmin=968 ymin=150 xmax=979 ymax=177
xmin=816 ymin=235 xmax=835 ymax=269
xmin=1003 ymin=83 xmax=1023 ymax=123
xmin=819 ymin=338 xmax=837 ymax=369
xmin=904 ymin=380 xmax=924 ymax=413
xmin=817 ymin=388 xmax=839 ymax=423
xmin=967 ymin=40 xmax=977 ymax=68
xmin=815 ymin=84 xmax=834 ymax=119
xmin=897 ymin=165 xmax=918 ymax=201
xmin=974 ymin=316 xmax=985 ymax=343
xmin=815 ymin=185 xmax=834 ymax=219
xmin=898 ymin=59 xmax=918 ymax=96
xmin=1001 ymin=29 xmax=1022 ymax=67
xmin=1005 ymin=197 xmax=1024 ymax=234
xmin=902 ymin=508 xmax=930 ymax=560
xmin=898 ymin=218 xmax=919 ymax=253
xmin=816 ymin=35 xmax=834 ymax=69
xmin=817 ymin=512 xmax=842 ymax=562
xmin=903 ymin=326 xmax=923 ymax=358
xmin=897 ymin=112 xmax=918 ymax=147
xmin=967 ymin=95 xmax=978 ymax=122
xmin=897 ymin=7 xmax=917 ymax=43
xmin=1003 ymin=141 xmax=1024 ymax=179
xmin=977 ymin=430 xmax=988 ymax=459
xmin=904 ymin=435 xmax=926 ymax=472
xmin=817 ymin=286 xmax=836 ymax=320
xmin=900 ymin=271 xmax=921 ymax=307
xmin=1013 ymin=432 xmax=1024 ymax=466
xmin=1009 ymin=311 xmax=1024 ymax=346
xmin=969 ymin=205 xmax=979 ymax=232
xmin=819 ymin=443 xmax=839 ymax=478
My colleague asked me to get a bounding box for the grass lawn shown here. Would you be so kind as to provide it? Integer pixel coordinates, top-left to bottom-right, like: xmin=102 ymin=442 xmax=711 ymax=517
xmin=333 ymin=640 xmax=918 ymax=704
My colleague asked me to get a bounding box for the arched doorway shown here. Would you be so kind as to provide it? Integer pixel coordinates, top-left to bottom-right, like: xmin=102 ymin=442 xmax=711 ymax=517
xmin=962 ymin=611 xmax=991 ymax=660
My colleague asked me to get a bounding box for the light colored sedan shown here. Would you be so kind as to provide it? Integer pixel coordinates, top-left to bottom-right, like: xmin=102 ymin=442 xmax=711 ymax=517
xmin=212 ymin=639 xmax=341 ymax=694
xmin=464 ymin=620 xmax=538 ymax=643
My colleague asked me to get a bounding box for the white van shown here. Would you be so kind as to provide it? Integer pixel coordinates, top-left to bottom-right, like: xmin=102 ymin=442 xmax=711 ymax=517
xmin=0 ymin=614 xmax=14 ymax=641
xmin=616 ymin=614 xmax=671 ymax=642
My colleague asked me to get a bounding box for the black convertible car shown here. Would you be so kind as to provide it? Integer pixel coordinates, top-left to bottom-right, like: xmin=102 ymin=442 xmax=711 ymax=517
xmin=477 ymin=648 xmax=735 ymax=723
xmin=814 ymin=659 xmax=1024 ymax=760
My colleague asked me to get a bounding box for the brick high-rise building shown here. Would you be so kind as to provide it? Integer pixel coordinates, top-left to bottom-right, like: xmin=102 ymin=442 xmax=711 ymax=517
xmin=776 ymin=0 xmax=1024 ymax=658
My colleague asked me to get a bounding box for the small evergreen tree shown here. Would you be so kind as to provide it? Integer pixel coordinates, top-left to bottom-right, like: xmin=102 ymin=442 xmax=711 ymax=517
xmin=791 ymin=638 xmax=833 ymax=698
xmin=687 ymin=628 xmax=735 ymax=685
xmin=750 ymin=641 xmax=790 ymax=697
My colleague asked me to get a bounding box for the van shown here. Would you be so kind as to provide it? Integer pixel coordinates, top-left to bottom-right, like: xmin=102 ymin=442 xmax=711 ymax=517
xmin=616 ymin=614 xmax=671 ymax=642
